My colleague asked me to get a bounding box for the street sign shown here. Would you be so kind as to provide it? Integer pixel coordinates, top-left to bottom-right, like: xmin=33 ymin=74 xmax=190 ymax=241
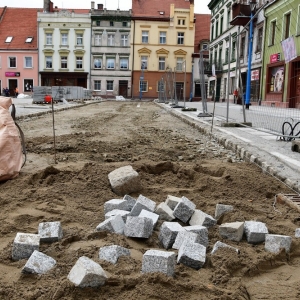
xmin=5 ymin=72 xmax=20 ymax=77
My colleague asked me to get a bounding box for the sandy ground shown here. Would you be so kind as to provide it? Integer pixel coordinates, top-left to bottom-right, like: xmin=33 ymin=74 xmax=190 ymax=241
xmin=1 ymin=101 xmax=300 ymax=300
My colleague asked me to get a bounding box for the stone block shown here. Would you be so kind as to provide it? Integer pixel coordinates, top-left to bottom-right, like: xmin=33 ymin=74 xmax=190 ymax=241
xmin=68 ymin=256 xmax=107 ymax=287
xmin=173 ymin=196 xmax=196 ymax=223
xmin=108 ymin=165 xmax=141 ymax=196
xmin=211 ymin=241 xmax=239 ymax=254
xmin=219 ymin=222 xmax=244 ymax=242
xmin=96 ymin=215 xmax=125 ymax=234
xmin=185 ymin=225 xmax=209 ymax=247
xmin=124 ymin=216 xmax=153 ymax=238
xmin=295 ymin=228 xmax=300 ymax=238
xmin=12 ymin=233 xmax=40 ymax=261
xmin=173 ymin=230 xmax=204 ymax=250
xmin=142 ymin=249 xmax=176 ymax=277
xmin=22 ymin=250 xmax=56 ymax=274
xmin=165 ymin=195 xmax=181 ymax=210
xmin=155 ymin=202 xmax=175 ymax=221
xmin=38 ymin=221 xmax=63 ymax=243
xmin=105 ymin=209 xmax=130 ymax=222
xmin=99 ymin=245 xmax=130 ymax=264
xmin=104 ymin=199 xmax=129 ymax=214
xmin=265 ymin=234 xmax=292 ymax=254
xmin=159 ymin=221 xmax=183 ymax=249
xmin=130 ymin=194 xmax=156 ymax=216
xmin=244 ymin=221 xmax=268 ymax=244
xmin=189 ymin=210 xmax=217 ymax=228
xmin=123 ymin=194 xmax=136 ymax=211
xmin=139 ymin=209 xmax=159 ymax=227
xmin=177 ymin=240 xmax=206 ymax=270
xmin=215 ymin=204 xmax=234 ymax=220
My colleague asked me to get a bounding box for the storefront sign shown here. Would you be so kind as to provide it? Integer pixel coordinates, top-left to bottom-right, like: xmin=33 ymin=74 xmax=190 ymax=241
xmin=251 ymin=69 xmax=260 ymax=81
xmin=5 ymin=72 xmax=20 ymax=77
xmin=270 ymin=53 xmax=280 ymax=63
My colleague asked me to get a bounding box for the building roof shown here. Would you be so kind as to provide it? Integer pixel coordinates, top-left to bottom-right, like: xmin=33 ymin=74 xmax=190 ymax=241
xmin=194 ymin=13 xmax=211 ymax=53
xmin=132 ymin=0 xmax=192 ymax=18
xmin=0 ymin=7 xmax=39 ymax=50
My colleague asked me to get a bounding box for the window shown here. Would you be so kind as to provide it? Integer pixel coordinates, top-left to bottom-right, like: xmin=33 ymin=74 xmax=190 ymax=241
xmin=76 ymin=56 xmax=83 ymax=68
xmin=215 ymin=21 xmax=219 ymax=38
xmin=218 ymin=48 xmax=222 ymax=63
xmin=177 ymin=32 xmax=184 ymax=44
xmin=270 ymin=20 xmax=276 ymax=46
xmin=96 ymin=20 xmax=100 ymax=26
xmin=159 ymin=32 xmax=166 ymax=44
xmin=46 ymin=33 xmax=52 ymax=45
xmin=141 ymin=56 xmax=148 ymax=69
xmin=256 ymin=27 xmax=263 ymax=52
xmin=25 ymin=37 xmax=33 ymax=43
xmin=107 ymin=80 xmax=113 ymax=90
xmin=107 ymin=34 xmax=115 ymax=46
xmin=225 ymin=48 xmax=229 ymax=63
xmin=139 ymin=80 xmax=148 ymax=92
xmin=9 ymin=57 xmax=16 ymax=68
xmin=61 ymin=56 xmax=67 ymax=68
xmin=157 ymin=80 xmax=165 ymax=92
xmin=110 ymin=21 xmax=114 ymax=27
xmin=76 ymin=34 xmax=83 ymax=45
xmin=121 ymin=35 xmax=128 ymax=46
xmin=176 ymin=57 xmax=183 ymax=71
xmin=5 ymin=36 xmax=13 ymax=43
xmin=211 ymin=25 xmax=214 ymax=40
xmin=284 ymin=13 xmax=291 ymax=40
xmin=240 ymin=36 xmax=245 ymax=57
xmin=94 ymin=80 xmax=101 ymax=90
xmin=142 ymin=31 xmax=148 ymax=43
xmin=46 ymin=56 xmax=52 ymax=68
xmin=94 ymin=34 xmax=102 ymax=46
xmin=159 ymin=57 xmax=165 ymax=70
xmin=231 ymin=41 xmax=236 ymax=60
xmin=106 ymin=58 xmax=115 ymax=69
xmin=24 ymin=79 xmax=33 ymax=91
xmin=24 ymin=57 xmax=32 ymax=68
xmin=94 ymin=58 xmax=102 ymax=69
xmin=122 ymin=21 xmax=127 ymax=27
xmin=120 ymin=58 xmax=128 ymax=69
xmin=61 ymin=33 xmax=68 ymax=45
xmin=269 ymin=66 xmax=284 ymax=92
xmin=220 ymin=16 xmax=223 ymax=34
xmin=202 ymin=43 xmax=208 ymax=50
xmin=227 ymin=9 xmax=231 ymax=29
xmin=177 ymin=19 xmax=185 ymax=25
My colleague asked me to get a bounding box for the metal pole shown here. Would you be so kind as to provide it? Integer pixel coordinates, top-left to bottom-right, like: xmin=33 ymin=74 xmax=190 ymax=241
xmin=235 ymin=26 xmax=240 ymax=101
xmin=183 ymin=60 xmax=186 ymax=108
xmin=245 ymin=10 xmax=254 ymax=109
xmin=139 ymin=63 xmax=144 ymax=100
xmin=226 ymin=33 xmax=231 ymax=123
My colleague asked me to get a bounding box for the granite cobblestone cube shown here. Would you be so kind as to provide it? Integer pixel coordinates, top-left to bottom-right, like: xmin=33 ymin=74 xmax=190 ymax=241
xmin=139 ymin=209 xmax=159 ymax=227
xmin=173 ymin=196 xmax=196 ymax=223
xmin=68 ymin=256 xmax=107 ymax=287
xmin=295 ymin=228 xmax=300 ymax=238
xmin=99 ymin=245 xmax=130 ymax=264
xmin=219 ymin=222 xmax=244 ymax=242
xmin=155 ymin=202 xmax=175 ymax=221
xmin=265 ymin=234 xmax=292 ymax=254
xmin=130 ymin=195 xmax=156 ymax=216
xmin=38 ymin=221 xmax=63 ymax=243
xmin=123 ymin=195 xmax=136 ymax=211
xmin=104 ymin=199 xmax=129 ymax=214
xmin=215 ymin=204 xmax=234 ymax=220
xmin=177 ymin=240 xmax=206 ymax=270
xmin=12 ymin=233 xmax=40 ymax=261
xmin=185 ymin=225 xmax=209 ymax=247
xmin=22 ymin=250 xmax=56 ymax=274
xmin=211 ymin=241 xmax=240 ymax=254
xmin=124 ymin=216 xmax=154 ymax=238
xmin=96 ymin=215 xmax=125 ymax=234
xmin=142 ymin=249 xmax=176 ymax=277
xmin=172 ymin=230 xmax=203 ymax=250
xmin=159 ymin=221 xmax=183 ymax=249
xmin=244 ymin=221 xmax=268 ymax=244
xmin=189 ymin=210 xmax=217 ymax=228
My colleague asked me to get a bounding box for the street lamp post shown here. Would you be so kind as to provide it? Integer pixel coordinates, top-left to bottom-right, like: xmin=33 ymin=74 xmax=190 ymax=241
xmin=245 ymin=0 xmax=257 ymax=110
xmin=139 ymin=62 xmax=145 ymax=100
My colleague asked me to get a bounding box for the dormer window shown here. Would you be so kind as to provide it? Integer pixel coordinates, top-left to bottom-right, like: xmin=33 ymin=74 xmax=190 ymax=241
xmin=26 ymin=37 xmax=33 ymax=43
xmin=5 ymin=36 xmax=13 ymax=43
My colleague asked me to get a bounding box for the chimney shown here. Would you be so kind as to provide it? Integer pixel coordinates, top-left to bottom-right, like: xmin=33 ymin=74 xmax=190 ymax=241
xmin=43 ymin=0 xmax=50 ymax=12
xmin=97 ymin=4 xmax=103 ymax=10
xmin=91 ymin=1 xmax=95 ymax=9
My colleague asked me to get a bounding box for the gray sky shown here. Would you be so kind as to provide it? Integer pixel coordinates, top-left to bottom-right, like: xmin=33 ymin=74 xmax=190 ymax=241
xmin=1 ymin=0 xmax=211 ymax=14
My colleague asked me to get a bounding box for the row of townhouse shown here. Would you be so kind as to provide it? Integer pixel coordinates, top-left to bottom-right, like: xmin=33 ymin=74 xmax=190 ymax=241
xmin=207 ymin=0 xmax=300 ymax=108
xmin=0 ymin=0 xmax=211 ymax=101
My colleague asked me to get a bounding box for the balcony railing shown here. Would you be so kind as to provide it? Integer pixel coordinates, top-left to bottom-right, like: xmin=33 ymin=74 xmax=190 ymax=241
xmin=203 ymin=60 xmax=223 ymax=76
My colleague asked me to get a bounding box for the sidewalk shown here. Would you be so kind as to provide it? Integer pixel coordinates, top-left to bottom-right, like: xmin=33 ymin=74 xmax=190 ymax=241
xmin=158 ymin=101 xmax=300 ymax=194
